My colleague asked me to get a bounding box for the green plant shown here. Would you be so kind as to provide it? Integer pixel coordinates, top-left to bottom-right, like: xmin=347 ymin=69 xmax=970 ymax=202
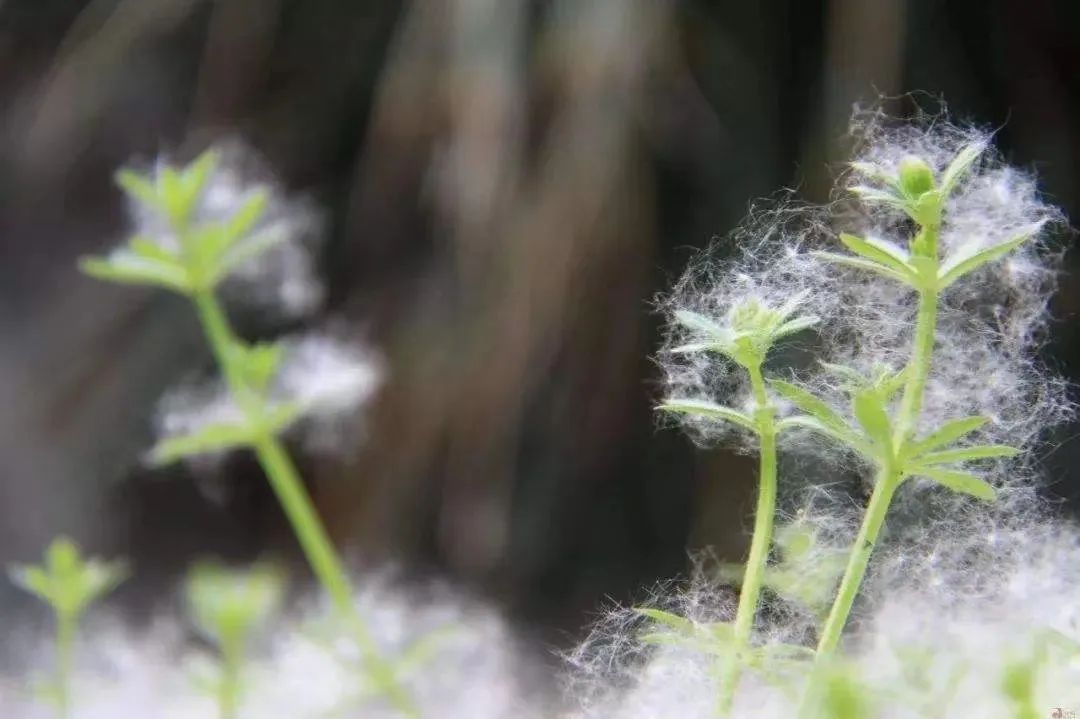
xmin=185 ymin=561 xmax=285 ymax=719
xmin=660 ymin=293 xmax=818 ymax=712
xmin=79 ymin=149 xmax=417 ymax=716
xmin=8 ymin=537 xmax=127 ymax=718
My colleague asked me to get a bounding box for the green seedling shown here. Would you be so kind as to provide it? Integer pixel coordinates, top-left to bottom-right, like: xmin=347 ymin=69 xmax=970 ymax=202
xmin=8 ymin=537 xmax=127 ymax=719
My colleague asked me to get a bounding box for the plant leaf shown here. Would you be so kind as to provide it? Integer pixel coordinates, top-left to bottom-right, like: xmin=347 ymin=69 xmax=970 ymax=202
xmin=214 ymin=226 xmax=289 ymax=282
xmin=938 ymin=227 xmax=1040 ymax=289
xmin=773 ymin=315 xmax=820 ymax=340
xmin=837 ymin=233 xmax=915 ymax=279
xmin=852 ymin=390 xmax=892 ymax=454
xmin=658 ymin=399 xmax=757 ymax=432
xmin=916 ymin=468 xmax=996 ymax=501
xmin=905 ymin=416 xmax=988 ymax=457
xmin=674 ymin=309 xmax=729 ymax=339
xmin=115 ymin=169 xmax=160 ymax=211
xmin=938 ymin=141 xmax=986 ymax=198
xmin=633 ymin=607 xmax=697 ymax=635
xmin=149 ymin=422 xmax=255 ymax=465
xmin=775 ymin=416 xmax=872 ymax=457
xmin=79 ymin=255 xmax=191 ymax=293
xmin=912 ymin=444 xmax=1020 ymax=466
xmin=812 ymin=252 xmax=914 ymax=286
xmin=769 ymin=380 xmax=846 ymax=432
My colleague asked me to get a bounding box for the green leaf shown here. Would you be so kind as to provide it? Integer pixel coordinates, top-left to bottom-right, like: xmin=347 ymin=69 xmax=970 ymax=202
xmin=8 ymin=565 xmax=53 ymax=603
xmin=878 ymin=366 xmax=909 ymax=401
xmin=852 ymin=390 xmax=892 ymax=454
xmin=181 ymin=149 xmax=219 ymax=200
xmin=669 ymin=341 xmax=726 ymax=354
xmin=658 ymin=399 xmax=758 ymax=433
xmin=938 ymin=227 xmax=1039 ymax=289
xmin=128 ymin=236 xmax=178 ymax=265
xmin=632 ymin=607 xmax=697 ymax=635
xmin=769 ymin=380 xmax=847 ymax=433
xmin=115 ymin=169 xmax=160 ymax=210
xmin=912 ymin=444 xmax=1020 ymax=466
xmin=214 ymin=227 xmax=289 ymax=282
xmin=149 ymin=422 xmax=255 ymax=465
xmin=938 ymin=141 xmax=986 ymax=199
xmin=812 ymin=252 xmax=914 ymax=286
xmin=849 ymin=185 xmax=907 ymax=210
xmin=837 ymin=233 xmax=915 ymax=280
xmin=905 ymin=416 xmax=988 ymax=458
xmin=79 ymin=255 xmax=191 ymax=294
xmin=775 ymin=416 xmax=872 ymax=457
xmin=917 ymin=468 xmax=996 ymax=501
xmin=674 ymin=309 xmax=730 ymax=340
xmin=773 ymin=315 xmax=819 ymax=340
xmin=223 ymin=190 xmax=268 ymax=243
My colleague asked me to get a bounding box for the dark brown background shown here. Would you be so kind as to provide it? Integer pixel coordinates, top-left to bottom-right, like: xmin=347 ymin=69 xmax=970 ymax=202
xmin=1 ymin=0 xmax=1077 ymax=647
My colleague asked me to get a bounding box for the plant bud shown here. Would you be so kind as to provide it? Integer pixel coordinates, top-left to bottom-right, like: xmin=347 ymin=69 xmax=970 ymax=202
xmin=898 ymin=155 xmax=935 ymax=197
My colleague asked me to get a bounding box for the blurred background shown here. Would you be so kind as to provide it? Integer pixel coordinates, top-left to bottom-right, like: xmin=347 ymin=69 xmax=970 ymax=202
xmin=1 ymin=0 xmax=1078 ymax=647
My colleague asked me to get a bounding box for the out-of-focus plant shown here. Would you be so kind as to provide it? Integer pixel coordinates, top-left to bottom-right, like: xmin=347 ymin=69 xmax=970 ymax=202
xmin=8 ymin=537 xmax=127 ymax=719
xmin=79 ymin=150 xmax=416 ymax=717
xmin=185 ymin=560 xmax=285 ymax=719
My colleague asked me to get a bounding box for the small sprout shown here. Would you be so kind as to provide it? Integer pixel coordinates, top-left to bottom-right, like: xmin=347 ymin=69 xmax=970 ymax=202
xmin=672 ymin=293 xmax=818 ymax=372
xmin=897 ymin=155 xmax=935 ymax=198
xmin=185 ymin=560 xmax=286 ymax=719
xmin=8 ymin=538 xmax=127 ymax=719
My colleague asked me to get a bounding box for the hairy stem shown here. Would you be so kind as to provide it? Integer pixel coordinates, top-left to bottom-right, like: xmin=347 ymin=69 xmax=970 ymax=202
xmin=191 ymin=290 xmax=417 ymax=717
xmin=716 ymin=363 xmax=777 ymax=715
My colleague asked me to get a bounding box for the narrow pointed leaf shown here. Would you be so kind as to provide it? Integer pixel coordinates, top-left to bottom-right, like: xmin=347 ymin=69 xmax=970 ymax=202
xmin=674 ymin=309 xmax=729 ymax=339
xmin=837 ymin=233 xmax=915 ymax=279
xmin=905 ymin=416 xmax=988 ymax=457
xmin=775 ymin=416 xmax=872 ymax=457
xmin=214 ymin=227 xmax=289 ymax=281
xmin=223 ymin=190 xmax=268 ymax=242
xmin=128 ymin=237 xmax=178 ymax=265
xmin=853 ymin=390 xmax=892 ymax=452
xmin=149 ymin=422 xmax=255 ymax=465
xmin=670 ymin=342 xmax=726 ymax=355
xmin=773 ymin=315 xmax=819 ymax=340
xmin=658 ymin=399 xmax=757 ymax=433
xmin=849 ymin=186 xmax=907 ymax=209
xmin=812 ymin=252 xmax=913 ymax=286
xmin=115 ymin=169 xmax=160 ymax=210
xmin=938 ymin=141 xmax=986 ymax=198
xmin=912 ymin=444 xmax=1020 ymax=466
xmin=879 ymin=366 xmax=910 ymax=401
xmin=817 ymin=362 xmax=867 ymax=388
xmin=917 ymin=468 xmax=996 ymax=501
xmin=633 ymin=607 xmax=697 ymax=635
xmin=79 ymin=255 xmax=191 ymax=293
xmin=769 ymin=380 xmax=846 ymax=432
xmin=938 ymin=228 xmax=1039 ymax=289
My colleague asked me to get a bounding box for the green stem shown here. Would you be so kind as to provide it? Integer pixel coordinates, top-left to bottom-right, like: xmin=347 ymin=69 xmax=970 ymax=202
xmin=55 ymin=610 xmax=75 ymax=719
xmin=716 ymin=364 xmax=778 ymax=715
xmin=191 ymin=289 xmax=417 ymax=717
xmin=812 ymin=467 xmax=897 ymax=657
xmin=893 ymin=286 xmax=938 ymax=447
xmin=218 ymin=631 xmax=242 ymax=719
xmin=800 ymin=227 xmax=941 ymax=716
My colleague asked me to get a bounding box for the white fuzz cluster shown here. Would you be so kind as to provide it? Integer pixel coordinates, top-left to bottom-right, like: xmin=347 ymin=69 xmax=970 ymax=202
xmin=580 ymin=109 xmax=1079 ymax=717
xmin=154 ymin=332 xmax=383 ymax=464
xmin=657 ymin=206 xmax=838 ymax=452
xmin=1 ymin=579 xmax=539 ymax=719
xmin=123 ymin=141 xmax=324 ymax=318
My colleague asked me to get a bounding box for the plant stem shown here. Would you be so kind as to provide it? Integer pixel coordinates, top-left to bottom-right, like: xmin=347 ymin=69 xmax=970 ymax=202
xmin=55 ymin=610 xmax=75 ymax=719
xmin=812 ymin=467 xmax=897 ymax=657
xmin=716 ymin=363 xmax=777 ymax=715
xmin=191 ymin=289 xmax=417 ymax=717
xmin=800 ymin=227 xmax=941 ymax=716
xmin=893 ymin=286 xmax=938 ymax=446
xmin=218 ymin=631 xmax=242 ymax=719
